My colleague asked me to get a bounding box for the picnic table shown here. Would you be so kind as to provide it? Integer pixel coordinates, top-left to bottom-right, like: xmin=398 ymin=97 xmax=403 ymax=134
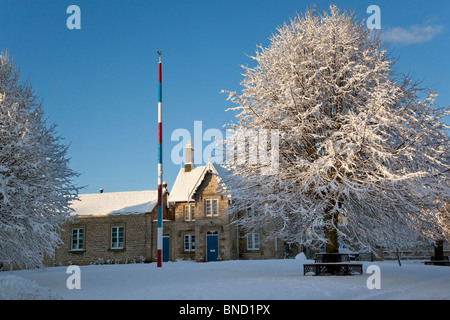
xmin=303 ymin=253 xmax=363 ymax=276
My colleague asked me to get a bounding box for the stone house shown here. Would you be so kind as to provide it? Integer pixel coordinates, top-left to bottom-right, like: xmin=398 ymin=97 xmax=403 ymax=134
xmin=51 ymin=189 xmax=171 ymax=266
xmin=49 ymin=142 xmax=289 ymax=266
xmin=47 ymin=141 xmax=448 ymax=267
xmin=165 ymin=142 xmax=287 ymax=262
xmin=47 ymin=141 xmax=449 ymax=268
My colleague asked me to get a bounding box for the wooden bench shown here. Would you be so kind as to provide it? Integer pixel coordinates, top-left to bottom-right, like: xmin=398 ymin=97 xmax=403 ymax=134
xmin=303 ymin=253 xmax=363 ymax=276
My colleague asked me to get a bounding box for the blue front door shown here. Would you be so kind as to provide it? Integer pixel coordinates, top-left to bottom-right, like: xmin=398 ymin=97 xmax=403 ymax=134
xmin=163 ymin=235 xmax=169 ymax=262
xmin=206 ymin=231 xmax=218 ymax=262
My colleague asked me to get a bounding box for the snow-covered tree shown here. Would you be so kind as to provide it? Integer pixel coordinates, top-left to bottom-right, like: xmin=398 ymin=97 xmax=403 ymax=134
xmin=220 ymin=6 xmax=450 ymax=255
xmin=0 ymin=52 xmax=80 ymax=269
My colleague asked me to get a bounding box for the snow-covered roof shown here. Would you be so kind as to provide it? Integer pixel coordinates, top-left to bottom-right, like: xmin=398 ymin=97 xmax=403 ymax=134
xmin=169 ymin=162 xmax=226 ymax=203
xmin=70 ymin=190 xmax=159 ymax=217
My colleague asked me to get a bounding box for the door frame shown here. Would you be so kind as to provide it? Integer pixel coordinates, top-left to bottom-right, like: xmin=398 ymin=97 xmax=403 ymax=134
xmin=206 ymin=231 xmax=219 ymax=262
xmin=163 ymin=233 xmax=170 ymax=262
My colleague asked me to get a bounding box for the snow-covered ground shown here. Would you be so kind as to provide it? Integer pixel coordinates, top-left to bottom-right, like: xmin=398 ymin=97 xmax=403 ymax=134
xmin=1 ymin=257 xmax=449 ymax=300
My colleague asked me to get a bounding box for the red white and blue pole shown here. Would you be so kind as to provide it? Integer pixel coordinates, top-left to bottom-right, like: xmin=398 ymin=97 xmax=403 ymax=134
xmin=157 ymin=51 xmax=163 ymax=268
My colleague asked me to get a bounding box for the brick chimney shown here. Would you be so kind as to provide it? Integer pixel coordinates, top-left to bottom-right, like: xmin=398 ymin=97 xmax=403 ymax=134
xmin=185 ymin=141 xmax=194 ymax=173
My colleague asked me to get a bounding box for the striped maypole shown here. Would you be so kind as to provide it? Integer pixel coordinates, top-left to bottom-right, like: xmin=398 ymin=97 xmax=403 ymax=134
xmin=157 ymin=51 xmax=163 ymax=268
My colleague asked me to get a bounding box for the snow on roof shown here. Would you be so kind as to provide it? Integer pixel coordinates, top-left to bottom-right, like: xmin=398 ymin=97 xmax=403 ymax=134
xmin=168 ymin=165 xmax=207 ymax=203
xmin=70 ymin=190 xmax=159 ymax=217
xmin=169 ymin=162 xmax=226 ymax=203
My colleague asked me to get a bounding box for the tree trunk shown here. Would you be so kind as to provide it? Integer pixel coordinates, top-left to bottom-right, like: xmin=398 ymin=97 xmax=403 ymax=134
xmin=324 ymin=211 xmax=339 ymax=253
xmin=434 ymin=239 xmax=444 ymax=258
xmin=395 ymin=248 xmax=402 ymax=267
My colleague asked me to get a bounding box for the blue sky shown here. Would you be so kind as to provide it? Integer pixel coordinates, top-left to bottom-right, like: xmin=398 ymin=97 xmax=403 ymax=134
xmin=1 ymin=0 xmax=449 ymax=194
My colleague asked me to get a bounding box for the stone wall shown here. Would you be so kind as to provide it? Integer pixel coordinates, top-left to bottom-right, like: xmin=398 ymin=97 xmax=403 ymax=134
xmin=52 ymin=212 xmax=154 ymax=266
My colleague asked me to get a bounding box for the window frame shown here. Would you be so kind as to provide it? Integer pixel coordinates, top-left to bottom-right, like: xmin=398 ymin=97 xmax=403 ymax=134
xmin=205 ymin=198 xmax=218 ymax=217
xmin=111 ymin=226 xmax=124 ymax=250
xmin=247 ymin=233 xmax=260 ymax=251
xmin=184 ymin=204 xmax=195 ymax=222
xmin=184 ymin=234 xmax=196 ymax=252
xmin=71 ymin=228 xmax=84 ymax=251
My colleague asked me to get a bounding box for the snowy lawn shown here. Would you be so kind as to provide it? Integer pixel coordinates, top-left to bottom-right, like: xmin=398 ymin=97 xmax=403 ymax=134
xmin=2 ymin=258 xmax=449 ymax=300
